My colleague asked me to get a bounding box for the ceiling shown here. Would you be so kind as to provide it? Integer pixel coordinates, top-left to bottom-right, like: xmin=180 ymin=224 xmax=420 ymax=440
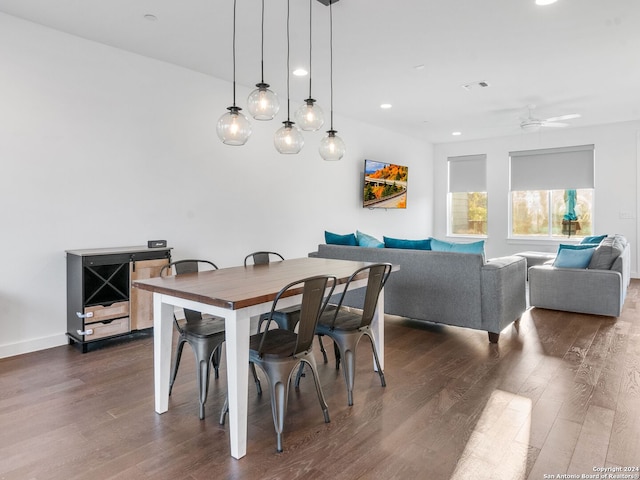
xmin=1 ymin=0 xmax=639 ymax=144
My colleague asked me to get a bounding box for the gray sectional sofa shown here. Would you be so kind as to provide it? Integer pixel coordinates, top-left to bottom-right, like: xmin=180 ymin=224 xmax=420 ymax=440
xmin=528 ymin=235 xmax=630 ymax=316
xmin=311 ymin=244 xmax=527 ymax=343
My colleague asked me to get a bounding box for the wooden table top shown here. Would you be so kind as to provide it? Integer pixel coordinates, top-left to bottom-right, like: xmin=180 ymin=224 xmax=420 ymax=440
xmin=132 ymin=257 xmax=377 ymax=310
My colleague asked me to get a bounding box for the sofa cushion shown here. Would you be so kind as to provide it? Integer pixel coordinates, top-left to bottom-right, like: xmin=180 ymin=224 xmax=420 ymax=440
xmin=588 ymin=236 xmax=624 ymax=270
xmin=613 ymin=234 xmax=628 ymax=248
xmin=356 ymin=230 xmax=384 ymax=248
xmin=431 ymin=238 xmax=485 ymax=256
xmin=325 ymin=231 xmax=357 ymax=246
xmin=383 ymin=236 xmax=431 ymax=250
xmin=580 ymin=234 xmax=607 ymax=245
xmin=553 ymin=247 xmax=595 ymax=269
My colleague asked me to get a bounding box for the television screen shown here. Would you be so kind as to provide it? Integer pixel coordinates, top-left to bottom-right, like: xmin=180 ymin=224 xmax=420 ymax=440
xmin=363 ymin=159 xmax=408 ymax=209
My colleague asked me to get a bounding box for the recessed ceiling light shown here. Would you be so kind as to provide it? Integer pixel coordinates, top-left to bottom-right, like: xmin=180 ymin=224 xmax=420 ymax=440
xmin=452 ymin=131 xmax=462 ymax=136
xmin=380 ymin=103 xmax=392 ymax=109
xmin=293 ymin=68 xmax=308 ymax=77
xmin=143 ymin=14 xmax=158 ymax=21
xmin=535 ymin=0 xmax=558 ymax=5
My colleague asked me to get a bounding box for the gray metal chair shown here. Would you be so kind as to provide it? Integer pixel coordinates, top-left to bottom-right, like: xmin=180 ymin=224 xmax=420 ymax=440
xmin=312 ymin=263 xmax=392 ymax=406
xmin=248 ymin=251 xmax=330 ymax=364
xmin=246 ymin=252 xmax=300 ymax=333
xmin=221 ymin=274 xmax=336 ymax=452
xmin=159 ymin=259 xmax=225 ymax=420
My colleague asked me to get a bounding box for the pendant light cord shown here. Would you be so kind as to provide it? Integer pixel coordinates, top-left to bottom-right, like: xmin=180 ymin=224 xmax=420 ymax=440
xmin=232 ymin=0 xmax=238 ymax=107
xmin=308 ymin=0 xmax=313 ymax=99
xmin=260 ymin=0 xmax=265 ymax=83
xmin=286 ymin=0 xmax=291 ymax=121
xmin=329 ymin=0 xmax=334 ymax=129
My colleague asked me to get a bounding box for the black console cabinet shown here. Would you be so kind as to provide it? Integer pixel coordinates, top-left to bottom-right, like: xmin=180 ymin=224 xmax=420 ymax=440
xmin=66 ymin=246 xmax=171 ymax=352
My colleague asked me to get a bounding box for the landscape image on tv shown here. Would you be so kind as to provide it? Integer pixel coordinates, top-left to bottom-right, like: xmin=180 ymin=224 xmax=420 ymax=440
xmin=363 ymin=159 xmax=408 ymax=209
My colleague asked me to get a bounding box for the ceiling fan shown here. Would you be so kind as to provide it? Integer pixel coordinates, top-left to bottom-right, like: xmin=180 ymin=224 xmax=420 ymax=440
xmin=520 ymin=104 xmax=580 ymax=131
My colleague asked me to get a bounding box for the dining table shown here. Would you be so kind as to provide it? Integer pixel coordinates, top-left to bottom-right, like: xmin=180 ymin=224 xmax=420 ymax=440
xmin=133 ymin=256 xmax=393 ymax=459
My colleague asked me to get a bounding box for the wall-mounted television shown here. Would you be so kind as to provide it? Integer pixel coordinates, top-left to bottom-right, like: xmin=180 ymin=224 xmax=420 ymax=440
xmin=363 ymin=159 xmax=408 ymax=209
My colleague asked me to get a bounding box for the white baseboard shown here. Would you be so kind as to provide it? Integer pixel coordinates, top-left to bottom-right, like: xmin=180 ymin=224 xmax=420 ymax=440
xmin=0 ymin=334 xmax=68 ymax=359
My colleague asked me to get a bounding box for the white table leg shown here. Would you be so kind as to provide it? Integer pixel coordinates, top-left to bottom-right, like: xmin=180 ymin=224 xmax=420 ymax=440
xmin=224 ymin=309 xmax=250 ymax=459
xmin=154 ymin=293 xmax=174 ymax=413
xmin=371 ymin=287 xmax=385 ymax=371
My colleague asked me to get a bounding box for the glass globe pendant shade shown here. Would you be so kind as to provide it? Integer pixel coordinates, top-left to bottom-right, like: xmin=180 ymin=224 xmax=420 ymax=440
xmin=216 ymin=106 xmax=252 ymax=146
xmin=319 ymin=130 xmax=345 ymax=161
xmin=247 ymin=83 xmax=280 ymax=120
xmin=274 ymin=121 xmax=304 ymax=154
xmin=294 ymin=98 xmax=324 ymax=131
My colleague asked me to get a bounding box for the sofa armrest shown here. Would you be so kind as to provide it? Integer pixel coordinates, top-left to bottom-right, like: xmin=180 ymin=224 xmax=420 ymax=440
xmin=480 ymin=255 xmax=527 ymax=333
xmin=528 ymin=265 xmax=623 ymax=316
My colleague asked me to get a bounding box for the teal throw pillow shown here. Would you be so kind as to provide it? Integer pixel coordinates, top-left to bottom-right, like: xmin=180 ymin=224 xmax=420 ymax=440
xmin=558 ymin=243 xmax=599 ymax=251
xmin=580 ymin=234 xmax=607 ymax=245
xmin=356 ymin=230 xmax=384 ymax=248
xmin=430 ymin=238 xmax=485 ymax=255
xmin=553 ymin=247 xmax=595 ymax=269
xmin=325 ymin=230 xmax=357 ymax=246
xmin=383 ymin=236 xmax=431 ymax=250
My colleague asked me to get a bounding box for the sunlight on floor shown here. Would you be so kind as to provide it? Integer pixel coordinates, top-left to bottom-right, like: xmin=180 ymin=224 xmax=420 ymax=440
xmin=450 ymin=390 xmax=532 ymax=480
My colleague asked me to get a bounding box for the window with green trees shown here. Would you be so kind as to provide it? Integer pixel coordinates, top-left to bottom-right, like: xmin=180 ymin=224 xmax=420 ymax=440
xmin=510 ymin=145 xmax=594 ymax=239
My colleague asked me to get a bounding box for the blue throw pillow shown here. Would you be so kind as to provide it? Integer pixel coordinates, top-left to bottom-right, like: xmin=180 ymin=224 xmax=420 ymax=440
xmin=325 ymin=230 xmax=357 ymax=246
xmin=356 ymin=230 xmax=384 ymax=248
xmin=580 ymin=234 xmax=607 ymax=245
xmin=553 ymin=247 xmax=595 ymax=268
xmin=430 ymin=238 xmax=485 ymax=255
xmin=383 ymin=236 xmax=431 ymax=250
xmin=558 ymin=243 xmax=599 ymax=251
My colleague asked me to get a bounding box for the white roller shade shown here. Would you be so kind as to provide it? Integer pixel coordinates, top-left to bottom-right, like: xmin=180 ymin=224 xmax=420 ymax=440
xmin=510 ymin=144 xmax=594 ymax=191
xmin=448 ymin=154 xmax=487 ymax=193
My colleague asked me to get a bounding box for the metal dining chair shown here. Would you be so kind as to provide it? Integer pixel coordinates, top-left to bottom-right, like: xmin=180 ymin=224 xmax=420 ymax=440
xmin=159 ymin=259 xmax=225 ymax=420
xmin=310 ymin=263 xmax=393 ymax=406
xmin=247 ymin=251 xmax=330 ymax=364
xmin=245 ymin=252 xmax=300 ymax=333
xmin=221 ymin=274 xmax=336 ymax=452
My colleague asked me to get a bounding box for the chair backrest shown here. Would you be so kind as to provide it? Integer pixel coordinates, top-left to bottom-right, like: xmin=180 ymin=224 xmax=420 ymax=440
xmin=159 ymin=259 xmax=218 ymax=323
xmin=244 ymin=251 xmax=285 ymax=266
xmin=258 ymin=275 xmax=336 ymax=357
xmin=329 ymin=263 xmax=392 ymax=328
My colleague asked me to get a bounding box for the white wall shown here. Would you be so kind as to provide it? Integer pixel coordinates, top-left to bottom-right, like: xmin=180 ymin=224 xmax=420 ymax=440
xmin=0 ymin=13 xmax=433 ymax=358
xmin=433 ymin=121 xmax=640 ymax=274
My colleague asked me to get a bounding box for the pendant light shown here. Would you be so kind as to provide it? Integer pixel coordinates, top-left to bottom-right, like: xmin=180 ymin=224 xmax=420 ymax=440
xmin=319 ymin=0 xmax=345 ymax=161
xmin=294 ymin=0 xmax=324 ymax=131
xmin=217 ymin=0 xmax=251 ymax=145
xmin=247 ymin=0 xmax=279 ymax=120
xmin=274 ymin=0 xmax=304 ymax=154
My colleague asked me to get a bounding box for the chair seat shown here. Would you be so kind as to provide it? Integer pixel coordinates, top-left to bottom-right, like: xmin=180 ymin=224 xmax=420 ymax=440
xmin=181 ymin=316 xmax=225 ymax=338
xmin=318 ymin=305 xmax=364 ymax=332
xmin=249 ymin=329 xmax=298 ymax=358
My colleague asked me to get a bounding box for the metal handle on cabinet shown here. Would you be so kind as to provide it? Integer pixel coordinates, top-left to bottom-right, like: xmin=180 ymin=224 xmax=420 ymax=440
xmin=77 ymin=329 xmax=94 ymax=336
xmin=76 ymin=311 xmax=94 ymax=319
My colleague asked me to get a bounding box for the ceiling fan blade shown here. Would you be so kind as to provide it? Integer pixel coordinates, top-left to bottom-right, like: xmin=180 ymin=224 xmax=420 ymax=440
xmin=541 ymin=122 xmax=569 ymax=128
xmin=544 ymin=113 xmax=581 ymax=122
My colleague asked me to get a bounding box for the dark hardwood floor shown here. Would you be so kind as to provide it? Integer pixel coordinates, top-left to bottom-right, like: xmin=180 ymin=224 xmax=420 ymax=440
xmin=1 ymin=281 xmax=639 ymax=480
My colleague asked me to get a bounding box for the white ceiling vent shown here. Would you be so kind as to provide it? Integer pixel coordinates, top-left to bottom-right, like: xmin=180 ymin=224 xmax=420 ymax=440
xmin=462 ymin=81 xmax=490 ymax=91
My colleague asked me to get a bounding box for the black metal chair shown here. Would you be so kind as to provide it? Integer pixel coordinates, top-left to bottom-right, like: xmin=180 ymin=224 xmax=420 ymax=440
xmin=159 ymin=259 xmax=225 ymax=420
xmin=311 ymin=263 xmax=392 ymax=406
xmin=221 ymin=274 xmax=336 ymax=452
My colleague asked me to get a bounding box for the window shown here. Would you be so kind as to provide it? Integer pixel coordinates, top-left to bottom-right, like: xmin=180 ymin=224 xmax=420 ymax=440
xmin=510 ymin=145 xmax=594 ymax=239
xmin=448 ymin=154 xmax=487 ymax=236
